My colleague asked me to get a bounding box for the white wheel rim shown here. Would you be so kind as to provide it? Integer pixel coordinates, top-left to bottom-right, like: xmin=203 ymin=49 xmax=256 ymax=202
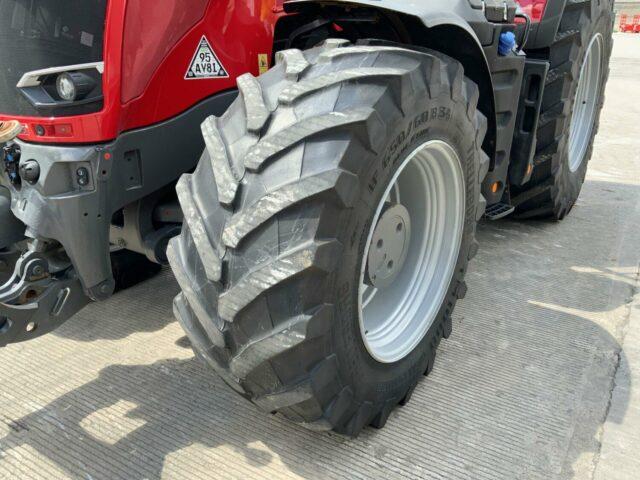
xmin=568 ymin=33 xmax=604 ymax=172
xmin=358 ymin=140 xmax=465 ymax=363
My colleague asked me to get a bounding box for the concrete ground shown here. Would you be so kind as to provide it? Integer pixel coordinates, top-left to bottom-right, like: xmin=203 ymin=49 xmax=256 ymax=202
xmin=0 ymin=34 xmax=639 ymax=480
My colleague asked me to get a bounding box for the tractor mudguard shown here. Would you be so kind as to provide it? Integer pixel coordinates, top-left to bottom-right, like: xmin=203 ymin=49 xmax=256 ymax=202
xmin=286 ymin=0 xmax=490 ymax=45
xmin=285 ymin=0 xmax=524 ymax=205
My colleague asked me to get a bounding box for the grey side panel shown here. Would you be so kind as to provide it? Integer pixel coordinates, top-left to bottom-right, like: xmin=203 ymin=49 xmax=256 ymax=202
xmin=481 ymin=35 xmax=525 ymax=205
xmin=1 ymin=91 xmax=237 ymax=299
xmin=4 ymin=142 xmax=113 ymax=298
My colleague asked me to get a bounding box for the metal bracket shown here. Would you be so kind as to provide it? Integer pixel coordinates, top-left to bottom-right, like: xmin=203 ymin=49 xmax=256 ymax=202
xmin=0 ymin=250 xmax=88 ymax=347
xmin=484 ymin=202 xmax=515 ymax=220
xmin=482 ymin=0 xmax=517 ymax=23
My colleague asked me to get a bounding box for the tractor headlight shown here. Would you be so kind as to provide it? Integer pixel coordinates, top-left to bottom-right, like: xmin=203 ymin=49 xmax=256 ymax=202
xmin=56 ymin=72 xmax=96 ymax=102
xmin=56 ymin=73 xmax=76 ymax=101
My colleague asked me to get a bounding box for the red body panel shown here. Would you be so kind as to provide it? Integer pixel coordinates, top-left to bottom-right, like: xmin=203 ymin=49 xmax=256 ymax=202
xmin=620 ymin=14 xmax=640 ymax=33
xmin=0 ymin=0 xmax=283 ymax=144
xmin=515 ymin=0 xmax=548 ymax=23
xmin=121 ymin=0 xmax=210 ymax=103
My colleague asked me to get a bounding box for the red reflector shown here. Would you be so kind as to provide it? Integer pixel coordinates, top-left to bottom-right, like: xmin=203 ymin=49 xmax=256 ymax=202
xmin=516 ymin=1 xmax=548 ymax=23
xmin=54 ymin=124 xmax=73 ymax=137
xmin=33 ymin=123 xmax=73 ymax=138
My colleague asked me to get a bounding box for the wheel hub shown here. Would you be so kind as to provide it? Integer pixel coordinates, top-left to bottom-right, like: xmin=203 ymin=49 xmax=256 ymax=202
xmin=367 ymin=204 xmax=411 ymax=289
xmin=358 ymin=140 xmax=465 ymax=363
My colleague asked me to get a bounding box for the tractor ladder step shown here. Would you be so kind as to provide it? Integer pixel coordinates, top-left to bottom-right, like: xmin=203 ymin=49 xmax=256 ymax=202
xmin=484 ymin=202 xmax=515 ymax=220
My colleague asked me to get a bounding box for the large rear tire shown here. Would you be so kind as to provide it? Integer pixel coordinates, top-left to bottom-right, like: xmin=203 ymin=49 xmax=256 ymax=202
xmin=168 ymin=40 xmax=488 ymax=436
xmin=512 ymin=0 xmax=614 ymax=219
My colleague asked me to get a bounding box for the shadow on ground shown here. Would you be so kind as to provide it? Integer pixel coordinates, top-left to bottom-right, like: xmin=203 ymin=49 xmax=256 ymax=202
xmin=0 ymin=310 xmax=629 ymax=480
xmin=53 ymin=268 xmax=179 ymax=343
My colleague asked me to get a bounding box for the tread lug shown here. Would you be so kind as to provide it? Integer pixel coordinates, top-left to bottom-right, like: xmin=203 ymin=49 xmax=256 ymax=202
xmin=201 ymin=116 xmax=240 ymax=206
xmin=229 ymin=305 xmax=332 ymax=378
xmin=218 ymin=240 xmax=342 ymax=321
xmin=279 ymin=67 xmax=407 ymax=105
xmin=244 ymin=109 xmax=375 ymax=171
xmin=399 ymin=382 xmax=418 ymax=406
xmin=237 ymin=73 xmax=270 ymax=133
xmin=175 ymin=175 xmax=223 ymax=282
xmin=222 ymin=169 xmax=358 ymax=248
xmin=275 ymin=49 xmax=310 ymax=80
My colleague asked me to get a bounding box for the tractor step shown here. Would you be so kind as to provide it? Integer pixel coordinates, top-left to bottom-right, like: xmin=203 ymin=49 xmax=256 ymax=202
xmin=484 ymin=202 xmax=515 ymax=220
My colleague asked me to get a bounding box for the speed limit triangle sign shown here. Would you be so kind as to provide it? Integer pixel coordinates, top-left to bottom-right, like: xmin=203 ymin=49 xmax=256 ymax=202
xmin=185 ymin=36 xmax=229 ymax=79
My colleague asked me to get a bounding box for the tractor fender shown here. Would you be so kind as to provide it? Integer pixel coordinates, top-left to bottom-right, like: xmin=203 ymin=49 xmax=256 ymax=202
xmin=284 ymin=0 xmax=497 ymax=165
xmin=286 ymin=0 xmax=487 ymax=41
xmin=285 ymin=0 xmax=489 ymax=54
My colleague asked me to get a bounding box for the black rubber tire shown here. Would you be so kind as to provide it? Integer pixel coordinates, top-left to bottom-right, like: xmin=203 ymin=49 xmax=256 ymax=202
xmin=512 ymin=0 xmax=614 ymax=220
xmin=168 ymin=40 xmax=488 ymax=436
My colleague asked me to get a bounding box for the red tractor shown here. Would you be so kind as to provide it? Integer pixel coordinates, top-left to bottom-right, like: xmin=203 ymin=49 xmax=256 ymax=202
xmin=620 ymin=14 xmax=640 ymax=33
xmin=0 ymin=0 xmax=614 ymax=436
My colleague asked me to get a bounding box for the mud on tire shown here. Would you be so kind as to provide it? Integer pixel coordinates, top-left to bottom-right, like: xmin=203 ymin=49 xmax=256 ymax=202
xmin=168 ymin=40 xmax=488 ymax=436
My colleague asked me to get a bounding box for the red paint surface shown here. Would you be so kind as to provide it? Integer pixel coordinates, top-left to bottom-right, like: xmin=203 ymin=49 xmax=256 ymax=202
xmin=620 ymin=14 xmax=640 ymax=33
xmin=515 ymin=0 xmax=548 ymax=23
xmin=121 ymin=0 xmax=210 ymax=103
xmin=0 ymin=0 xmax=284 ymax=144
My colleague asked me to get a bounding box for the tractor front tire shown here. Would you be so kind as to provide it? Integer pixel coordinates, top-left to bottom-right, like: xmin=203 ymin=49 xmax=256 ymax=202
xmin=512 ymin=0 xmax=614 ymax=219
xmin=168 ymin=40 xmax=488 ymax=435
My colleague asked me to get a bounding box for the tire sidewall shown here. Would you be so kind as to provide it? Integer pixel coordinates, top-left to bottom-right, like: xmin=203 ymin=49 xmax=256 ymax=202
xmin=331 ymin=90 xmax=479 ymax=404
